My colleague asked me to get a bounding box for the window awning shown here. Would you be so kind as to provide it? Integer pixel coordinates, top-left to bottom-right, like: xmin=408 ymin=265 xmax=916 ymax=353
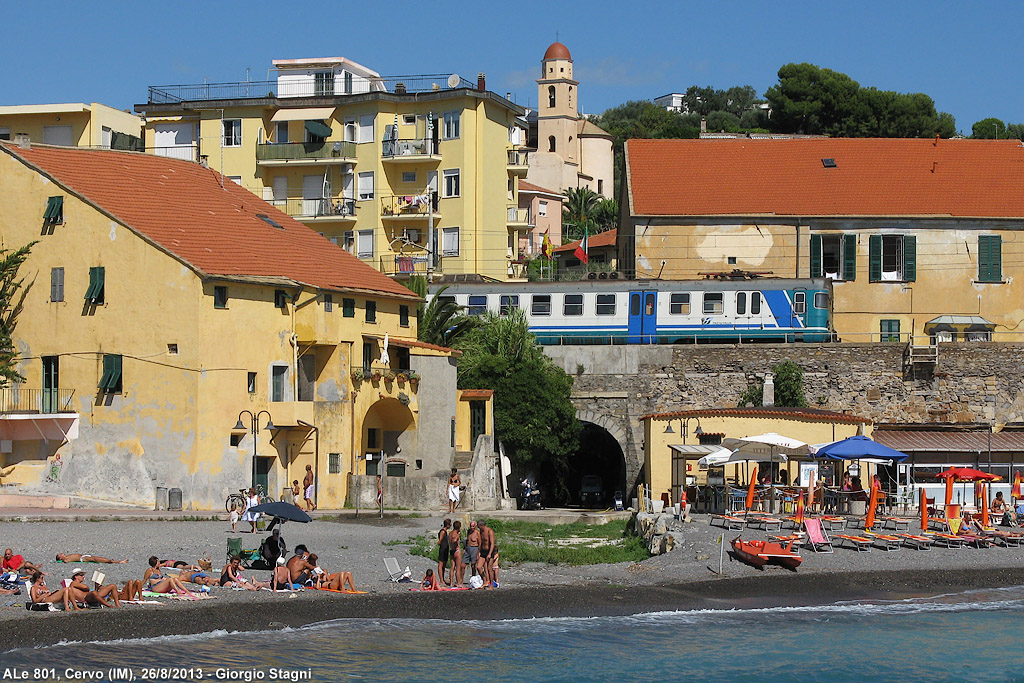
xmin=304 ymin=120 xmax=333 ymax=138
xmin=271 ymin=107 xmax=336 ymax=122
xmin=924 ymin=315 xmax=994 ymax=331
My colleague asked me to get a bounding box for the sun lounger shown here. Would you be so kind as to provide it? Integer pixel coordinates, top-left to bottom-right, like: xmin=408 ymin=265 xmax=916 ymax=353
xmin=710 ymin=514 xmax=745 ymax=530
xmin=974 ymin=522 xmax=1024 ymax=547
xmin=818 ymin=516 xmax=848 ymax=531
xmin=802 ymin=518 xmax=834 ymax=553
xmin=863 ymin=530 xmax=901 ymax=551
xmin=769 ymin=534 xmax=804 ymax=552
xmin=383 ymin=557 xmax=411 ymax=582
xmin=747 ymin=516 xmax=783 ymax=532
xmin=883 ymin=517 xmax=911 ymax=532
xmin=897 ymin=534 xmax=933 ymax=551
xmin=928 ymin=533 xmax=966 ymax=549
xmin=958 ymin=533 xmax=996 ymax=549
xmin=835 ymin=534 xmax=873 ymax=551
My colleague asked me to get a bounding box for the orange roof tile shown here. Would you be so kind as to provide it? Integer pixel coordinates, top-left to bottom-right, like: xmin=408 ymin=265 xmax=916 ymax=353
xmin=2 ymin=143 xmax=417 ymax=300
xmin=517 ymin=179 xmax=562 ymax=196
xmin=553 ymin=228 xmax=617 ymax=253
xmin=459 ymin=389 xmax=494 ymax=400
xmin=626 ymin=138 xmax=1024 ymax=219
xmin=640 ymin=407 xmax=870 ymax=424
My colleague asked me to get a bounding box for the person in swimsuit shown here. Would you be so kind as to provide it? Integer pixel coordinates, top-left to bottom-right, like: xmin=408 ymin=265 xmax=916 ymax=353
xmin=67 ymin=569 xmax=118 ymax=608
xmin=286 ymin=545 xmax=316 ymax=585
xmin=220 ymin=556 xmax=269 ymax=590
xmin=144 ymin=556 xmax=194 ymax=595
xmin=437 ymin=518 xmax=452 ymax=586
xmin=271 ymin=557 xmax=294 ymax=590
xmin=55 ymin=553 xmax=128 ymax=564
xmin=448 ymin=521 xmax=464 ymax=587
xmin=486 ymin=545 xmax=500 ymax=589
xmin=420 ymin=568 xmax=440 ymax=591
xmin=28 ymin=571 xmax=71 ymax=609
xmin=303 ymin=465 xmax=317 ymax=511
xmin=308 ymin=553 xmax=358 ymax=592
xmin=292 ymin=480 xmax=302 ymax=506
xmin=176 ymin=568 xmax=216 ymax=587
xmin=478 ymin=520 xmax=495 ymax=586
xmin=97 ymin=575 xmax=143 ymax=601
xmin=447 ymin=469 xmax=462 ymax=513
xmin=465 ymin=521 xmax=481 ymax=578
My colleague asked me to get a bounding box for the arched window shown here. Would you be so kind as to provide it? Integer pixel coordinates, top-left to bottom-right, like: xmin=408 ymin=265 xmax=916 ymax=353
xmin=568 ymin=86 xmax=573 ymax=108
xmin=548 ymin=136 xmax=556 ymax=153
xmin=548 ymin=85 xmax=556 ymax=108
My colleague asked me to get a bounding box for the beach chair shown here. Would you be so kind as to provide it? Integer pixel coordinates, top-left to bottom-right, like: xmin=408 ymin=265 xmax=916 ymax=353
xmin=226 ymin=537 xmax=261 ymax=568
xmin=802 ymin=518 xmax=834 ymax=553
xmin=928 ymin=533 xmax=966 ymax=549
xmin=383 ymin=557 xmax=411 ymax=583
xmin=863 ymin=530 xmax=901 ymax=551
xmin=748 ymin=516 xmax=783 ymax=532
xmin=897 ymin=534 xmax=933 ymax=551
xmin=710 ymin=514 xmax=745 ymax=530
xmin=834 ymin=534 xmax=873 ymax=551
xmin=769 ymin=534 xmax=804 ymax=552
xmin=883 ymin=517 xmax=911 ymax=532
xmin=974 ymin=521 xmax=1024 ymax=547
xmin=818 ymin=516 xmax=848 ymax=531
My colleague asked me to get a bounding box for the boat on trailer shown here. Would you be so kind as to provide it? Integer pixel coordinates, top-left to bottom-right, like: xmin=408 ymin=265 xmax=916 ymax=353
xmin=730 ymin=536 xmax=802 ymax=570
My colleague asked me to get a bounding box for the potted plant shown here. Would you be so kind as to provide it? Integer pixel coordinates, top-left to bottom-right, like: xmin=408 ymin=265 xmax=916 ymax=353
xmin=383 ymin=369 xmax=396 ymax=382
xmin=370 ymin=369 xmax=382 ymax=381
xmin=396 ymin=372 xmax=409 ymax=384
xmin=408 ymin=371 xmax=420 ymax=387
xmin=351 ymin=368 xmax=365 ymax=383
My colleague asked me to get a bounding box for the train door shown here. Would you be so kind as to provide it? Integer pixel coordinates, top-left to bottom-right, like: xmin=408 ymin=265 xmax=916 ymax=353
xmin=627 ymin=291 xmax=658 ymax=344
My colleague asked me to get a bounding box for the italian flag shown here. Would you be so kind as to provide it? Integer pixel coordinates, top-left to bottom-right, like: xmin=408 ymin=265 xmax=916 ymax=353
xmin=574 ymin=229 xmax=589 ymax=264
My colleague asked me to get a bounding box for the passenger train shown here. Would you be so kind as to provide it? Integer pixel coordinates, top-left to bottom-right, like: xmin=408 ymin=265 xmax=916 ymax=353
xmin=429 ymin=278 xmax=833 ymax=344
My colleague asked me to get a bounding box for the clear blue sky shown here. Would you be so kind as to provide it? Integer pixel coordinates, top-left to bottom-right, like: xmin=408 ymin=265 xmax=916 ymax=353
xmin=8 ymin=0 xmax=1021 ymax=134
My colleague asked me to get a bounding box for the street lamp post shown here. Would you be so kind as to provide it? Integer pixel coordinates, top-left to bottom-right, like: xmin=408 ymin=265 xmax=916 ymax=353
xmin=663 ymin=417 xmax=704 ymax=444
xmin=234 ymin=410 xmax=275 ymax=490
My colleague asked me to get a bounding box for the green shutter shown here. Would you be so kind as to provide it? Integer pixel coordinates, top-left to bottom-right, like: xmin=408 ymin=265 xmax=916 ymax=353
xmin=343 ymin=298 xmax=355 ymax=317
xmin=99 ymin=354 xmax=122 ymax=392
xmin=902 ymin=235 xmax=916 ymax=282
xmin=880 ymin=319 xmax=900 ymax=343
xmin=979 ymin=235 xmax=1002 ymax=282
xmin=843 ymin=234 xmax=857 ymax=281
xmin=809 ymin=235 xmax=822 ymax=278
xmin=85 ymin=266 xmax=105 ymax=303
xmin=868 ymin=235 xmax=882 ymax=281
xmin=98 ymin=354 xmax=114 ymax=390
xmin=399 ymin=305 xmax=409 ymax=327
xmin=43 ymin=196 xmax=63 ymax=222
xmin=85 ymin=267 xmax=98 ymax=301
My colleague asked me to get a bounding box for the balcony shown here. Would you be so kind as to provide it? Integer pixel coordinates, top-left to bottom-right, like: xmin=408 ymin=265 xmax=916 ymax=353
xmin=507 ymin=205 xmax=531 ymax=228
xmin=256 ymin=141 xmax=356 ymax=166
xmin=0 ymin=387 xmax=75 ymax=415
xmin=269 ymin=197 xmax=356 ymax=223
xmin=380 ymin=194 xmax=440 ymax=221
xmin=507 ymin=148 xmax=530 ymax=174
xmin=149 ymin=145 xmax=199 ymax=162
xmin=381 ymin=138 xmax=441 ymax=164
xmin=350 ymin=365 xmax=420 ymax=391
xmin=380 ymin=254 xmax=431 ymax=277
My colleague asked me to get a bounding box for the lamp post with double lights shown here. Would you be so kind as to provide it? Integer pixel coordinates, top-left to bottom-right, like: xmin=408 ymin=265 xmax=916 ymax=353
xmin=233 ymin=410 xmax=275 ymax=489
xmin=663 ymin=417 xmax=703 ymax=444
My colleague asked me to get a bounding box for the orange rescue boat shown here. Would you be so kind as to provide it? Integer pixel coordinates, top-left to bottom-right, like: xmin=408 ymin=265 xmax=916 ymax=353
xmin=730 ymin=536 xmax=802 ymax=571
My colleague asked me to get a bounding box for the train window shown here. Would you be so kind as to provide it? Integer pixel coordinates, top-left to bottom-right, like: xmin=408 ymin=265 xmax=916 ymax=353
xmin=564 ymin=294 xmax=583 ymax=316
xmin=670 ymin=293 xmax=689 ymax=315
xmin=793 ymin=292 xmax=806 ymax=314
xmin=468 ymin=295 xmax=487 ymax=316
xmin=751 ymin=292 xmax=761 ymax=315
xmin=629 ymin=295 xmax=640 ymax=316
xmin=736 ymin=292 xmax=746 ymax=315
xmin=596 ymin=294 xmax=616 ymax=316
xmin=499 ymin=295 xmax=519 ymax=316
xmin=813 ymin=292 xmax=828 ymax=309
xmin=645 ymin=293 xmax=655 ymax=315
xmin=531 ymin=295 xmax=551 ymax=316
xmin=703 ymin=293 xmax=723 ymax=315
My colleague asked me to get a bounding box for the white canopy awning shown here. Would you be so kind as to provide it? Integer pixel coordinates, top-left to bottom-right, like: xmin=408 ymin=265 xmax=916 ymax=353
xmin=271 ymin=107 xmax=336 ymax=122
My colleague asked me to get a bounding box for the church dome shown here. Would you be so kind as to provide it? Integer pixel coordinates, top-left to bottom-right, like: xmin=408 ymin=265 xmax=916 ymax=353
xmin=543 ymin=42 xmax=572 ymax=61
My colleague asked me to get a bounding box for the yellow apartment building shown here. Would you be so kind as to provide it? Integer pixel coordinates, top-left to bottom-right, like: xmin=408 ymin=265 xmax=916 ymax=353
xmin=620 ymin=138 xmax=1024 ymax=343
xmin=0 ymin=103 xmax=142 ymax=149
xmin=0 ymin=140 xmax=494 ymax=510
xmin=135 ymin=57 xmax=532 ymax=282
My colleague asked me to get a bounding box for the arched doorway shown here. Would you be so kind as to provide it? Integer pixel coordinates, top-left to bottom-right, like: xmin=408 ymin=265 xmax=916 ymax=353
xmin=563 ymin=422 xmax=627 ymax=508
xmin=361 ymin=397 xmax=415 ymax=477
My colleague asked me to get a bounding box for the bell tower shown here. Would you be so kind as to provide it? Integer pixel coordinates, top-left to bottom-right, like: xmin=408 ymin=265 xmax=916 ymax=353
xmin=537 ymin=42 xmax=579 ymax=169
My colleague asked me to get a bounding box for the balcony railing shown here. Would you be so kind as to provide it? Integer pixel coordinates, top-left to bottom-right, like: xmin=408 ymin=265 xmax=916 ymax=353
xmin=507 ymin=148 xmax=530 ymax=167
xmin=257 ymin=141 xmax=356 ymax=162
xmin=382 ymin=137 xmax=438 ymax=159
xmin=269 ymin=197 xmax=356 ymax=220
xmin=148 ymin=145 xmax=200 ymax=161
xmin=507 ymin=205 xmax=531 ymax=225
xmin=0 ymin=387 xmax=75 ymax=414
xmin=380 ymin=193 xmax=439 ymax=218
xmin=147 ymin=74 xmax=476 ymax=104
xmin=380 ymin=254 xmax=431 ymax=276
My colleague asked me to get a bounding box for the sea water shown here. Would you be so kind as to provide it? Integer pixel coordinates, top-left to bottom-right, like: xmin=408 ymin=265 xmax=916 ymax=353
xmin=5 ymin=585 xmax=1024 ymax=682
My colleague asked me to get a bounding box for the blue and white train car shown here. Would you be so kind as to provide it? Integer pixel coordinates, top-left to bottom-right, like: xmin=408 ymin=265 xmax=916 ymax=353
xmin=428 ymin=278 xmax=833 ymax=344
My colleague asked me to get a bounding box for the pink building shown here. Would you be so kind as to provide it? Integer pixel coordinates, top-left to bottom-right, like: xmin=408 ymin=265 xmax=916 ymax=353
xmin=517 ymin=179 xmax=562 ymax=258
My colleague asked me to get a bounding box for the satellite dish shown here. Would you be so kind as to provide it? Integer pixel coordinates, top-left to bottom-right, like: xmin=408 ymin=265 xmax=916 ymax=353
xmin=447 ymin=74 xmax=461 ymax=89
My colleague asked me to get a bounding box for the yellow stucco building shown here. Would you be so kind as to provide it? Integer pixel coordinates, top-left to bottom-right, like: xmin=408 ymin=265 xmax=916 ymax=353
xmin=136 ymin=57 xmax=532 ymax=282
xmin=620 ymin=138 xmax=1024 ymax=343
xmin=0 ymin=140 xmax=493 ymax=510
xmin=0 ymin=103 xmax=142 ymax=149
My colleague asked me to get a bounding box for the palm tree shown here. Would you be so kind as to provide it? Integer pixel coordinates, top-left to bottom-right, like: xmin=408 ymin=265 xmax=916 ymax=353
xmin=417 ymin=284 xmax=478 ymax=347
xmin=561 ymin=187 xmax=602 ymax=243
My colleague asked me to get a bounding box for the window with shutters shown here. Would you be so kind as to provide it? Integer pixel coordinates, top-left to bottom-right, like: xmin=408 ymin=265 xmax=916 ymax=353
xmin=978 ymin=235 xmax=1002 ymax=282
xmin=271 ymin=365 xmax=287 ymax=402
xmin=357 ymin=114 xmax=374 ymax=143
xmin=43 ymin=196 xmax=64 ymax=226
xmin=356 ymin=229 xmax=373 ymax=258
xmin=98 ymin=354 xmax=122 ymax=393
xmin=365 ymin=300 xmax=376 ymax=323
xmin=441 ymin=227 xmax=460 ymax=257
xmin=214 ymin=286 xmax=228 ymax=309
xmin=868 ymin=234 xmax=915 ymax=282
xmin=328 ymin=452 xmax=341 ymax=474
xmin=84 ymin=267 xmax=105 ymax=305
xmin=880 ymin=319 xmax=901 ymax=343
xmin=343 ymin=298 xmax=355 ymax=318
xmin=50 ymin=267 xmax=64 ymax=302
xmin=324 ymin=294 xmax=333 ymax=312
xmin=357 ymin=171 xmax=374 ymax=200
xmin=810 ymin=234 xmax=856 ymax=280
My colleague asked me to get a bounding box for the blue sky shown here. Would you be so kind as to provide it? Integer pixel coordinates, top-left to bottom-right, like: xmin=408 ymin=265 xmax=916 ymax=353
xmin=8 ymin=0 xmax=1022 ymax=133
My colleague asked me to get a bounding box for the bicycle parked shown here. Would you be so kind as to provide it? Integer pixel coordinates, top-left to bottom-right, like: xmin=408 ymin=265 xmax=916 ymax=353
xmin=224 ymin=484 xmax=275 ymax=512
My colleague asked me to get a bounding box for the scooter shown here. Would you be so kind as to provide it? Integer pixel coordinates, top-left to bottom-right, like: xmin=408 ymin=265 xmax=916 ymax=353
xmin=520 ymin=477 xmax=542 ymax=510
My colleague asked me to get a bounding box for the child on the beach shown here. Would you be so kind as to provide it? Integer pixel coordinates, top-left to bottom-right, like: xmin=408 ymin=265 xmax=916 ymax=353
xmin=229 ymin=504 xmax=239 ymax=533
xmin=420 ymin=568 xmax=440 ymax=591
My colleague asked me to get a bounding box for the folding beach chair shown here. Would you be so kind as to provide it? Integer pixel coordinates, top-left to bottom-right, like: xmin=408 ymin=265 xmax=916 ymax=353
xmin=897 ymin=534 xmax=933 ymax=551
xmin=226 ymin=537 xmax=261 ymax=568
xmin=710 ymin=514 xmax=745 ymax=530
xmin=883 ymin=517 xmax=911 ymax=532
xmin=383 ymin=557 xmax=411 ymax=583
xmin=835 ymin=534 xmax=873 ymax=551
xmin=863 ymin=530 xmax=901 ymax=551
xmin=802 ymin=518 xmax=834 ymax=553
xmin=748 ymin=516 xmax=783 ymax=532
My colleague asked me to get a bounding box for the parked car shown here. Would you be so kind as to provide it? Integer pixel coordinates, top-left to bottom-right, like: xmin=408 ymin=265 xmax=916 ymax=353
xmin=579 ymin=475 xmax=604 ymax=507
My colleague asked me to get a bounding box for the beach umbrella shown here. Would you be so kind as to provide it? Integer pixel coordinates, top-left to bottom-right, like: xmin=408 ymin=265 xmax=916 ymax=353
xmin=981 ymin=482 xmax=990 ymax=528
xmin=745 ymin=465 xmax=759 ymax=511
xmin=920 ymin=487 xmax=928 ymax=532
xmin=724 ymin=434 xmax=809 ymax=512
xmin=697 ymin=448 xmax=789 ymax=467
xmin=944 ymin=475 xmax=954 ymax=507
xmin=795 ymin=489 xmax=805 ymax=525
xmin=247 ymin=501 xmax=312 ymax=523
xmin=1013 ymin=472 xmax=1022 ymax=500
xmin=934 ymin=467 xmax=1001 ymax=507
xmin=865 ymin=485 xmax=879 ymax=530
xmin=811 ymin=435 xmax=908 ymax=463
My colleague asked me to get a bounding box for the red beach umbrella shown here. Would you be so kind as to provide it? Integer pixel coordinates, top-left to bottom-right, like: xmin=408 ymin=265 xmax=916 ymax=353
xmin=865 ymin=486 xmax=879 ymax=530
xmin=981 ymin=483 xmax=990 ymax=528
xmin=795 ymin=489 xmax=805 ymax=525
xmin=1012 ymin=472 xmax=1022 ymax=500
xmin=944 ymin=476 xmax=954 ymax=507
xmin=745 ymin=465 xmax=759 ymax=511
xmin=920 ymin=487 xmax=928 ymax=532
xmin=934 ymin=467 xmax=1001 ymax=508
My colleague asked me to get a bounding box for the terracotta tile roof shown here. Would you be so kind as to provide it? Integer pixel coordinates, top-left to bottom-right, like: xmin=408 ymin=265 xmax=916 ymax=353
xmin=578 ymin=118 xmax=611 ymax=138
xmin=626 ymin=138 xmax=1024 ymax=218
xmin=874 ymin=429 xmax=1024 ymax=453
xmin=2 ymin=143 xmax=417 ymax=300
xmin=553 ymin=228 xmax=617 ymax=253
xmin=459 ymin=389 xmax=494 ymax=400
xmin=640 ymin=406 xmax=871 ymax=424
xmin=517 ymin=180 xmax=562 ymax=196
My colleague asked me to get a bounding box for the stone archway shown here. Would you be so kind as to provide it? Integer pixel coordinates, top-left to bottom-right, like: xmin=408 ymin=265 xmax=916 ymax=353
xmin=573 ymin=407 xmax=642 ymax=498
xmin=362 ymin=397 xmax=415 ymax=477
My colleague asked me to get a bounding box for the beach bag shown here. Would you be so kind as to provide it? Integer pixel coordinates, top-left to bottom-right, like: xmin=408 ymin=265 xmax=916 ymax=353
xmin=198 ymin=554 xmax=213 ymax=572
xmin=469 ymin=575 xmax=484 ymax=589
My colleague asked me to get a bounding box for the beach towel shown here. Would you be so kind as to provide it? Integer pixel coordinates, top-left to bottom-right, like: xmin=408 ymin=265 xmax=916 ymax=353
xmin=309 ymin=587 xmax=367 ymax=594
xmin=410 ymin=586 xmax=469 ymax=592
xmin=448 ymin=484 xmax=461 ymax=504
xmin=141 ymin=590 xmax=215 ymax=601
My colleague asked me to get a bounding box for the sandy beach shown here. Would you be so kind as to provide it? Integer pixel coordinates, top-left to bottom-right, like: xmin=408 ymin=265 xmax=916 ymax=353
xmin=2 ymin=514 xmax=1023 ymax=651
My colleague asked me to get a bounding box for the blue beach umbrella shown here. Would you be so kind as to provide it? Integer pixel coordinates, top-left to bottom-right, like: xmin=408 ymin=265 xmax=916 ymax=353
xmin=812 ymin=435 xmax=908 ymax=463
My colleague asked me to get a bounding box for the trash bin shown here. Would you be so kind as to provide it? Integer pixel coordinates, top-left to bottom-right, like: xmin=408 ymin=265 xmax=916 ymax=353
xmin=155 ymin=487 xmax=168 ymax=511
xmin=849 ymin=500 xmax=866 ymax=517
xmin=168 ymin=487 xmax=183 ymax=511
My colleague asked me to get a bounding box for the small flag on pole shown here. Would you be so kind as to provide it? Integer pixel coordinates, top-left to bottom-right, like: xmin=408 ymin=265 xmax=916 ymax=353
xmin=542 ymin=230 xmax=553 ymax=259
xmin=574 ymin=227 xmax=589 ymax=264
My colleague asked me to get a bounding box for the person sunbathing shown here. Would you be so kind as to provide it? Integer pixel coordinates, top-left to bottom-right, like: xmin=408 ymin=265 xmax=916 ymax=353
xmin=67 ymin=569 xmax=118 ymax=609
xmin=308 ymin=554 xmax=357 ymax=592
xmin=55 ymin=553 xmax=128 ymax=564
xmin=219 ymin=556 xmax=269 ymax=590
xmin=3 ymin=548 xmax=40 ymax=574
xmin=28 ymin=571 xmax=71 ymax=610
xmin=992 ymin=492 xmax=1017 ymax=525
xmin=420 ymin=568 xmax=440 ymax=591
xmin=143 ymin=556 xmax=195 ymax=595
xmin=270 ymin=557 xmax=295 ymax=591
xmin=175 ymin=567 xmax=216 ymax=587
xmin=95 ymin=576 xmax=143 ymax=602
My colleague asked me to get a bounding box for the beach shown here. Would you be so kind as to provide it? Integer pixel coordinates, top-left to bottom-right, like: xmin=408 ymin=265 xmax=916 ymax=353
xmin=2 ymin=514 xmax=1024 ymax=651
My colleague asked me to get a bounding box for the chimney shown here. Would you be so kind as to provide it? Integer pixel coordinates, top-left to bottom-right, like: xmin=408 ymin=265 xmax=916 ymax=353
xmin=395 ymin=82 xmax=407 ymax=95
xmin=700 ymin=117 xmax=707 ymax=135
xmin=506 ymin=92 xmax=511 ymax=101
xmin=14 ymin=133 xmax=30 ymax=149
xmin=477 ymin=73 xmax=486 ymax=91
xmin=199 ymin=155 xmax=209 ymax=168
xmin=762 ymin=373 xmax=775 ymax=407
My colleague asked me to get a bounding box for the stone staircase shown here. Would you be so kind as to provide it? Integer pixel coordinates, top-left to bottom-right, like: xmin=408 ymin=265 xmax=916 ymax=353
xmin=452 ymin=450 xmax=474 ymax=471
